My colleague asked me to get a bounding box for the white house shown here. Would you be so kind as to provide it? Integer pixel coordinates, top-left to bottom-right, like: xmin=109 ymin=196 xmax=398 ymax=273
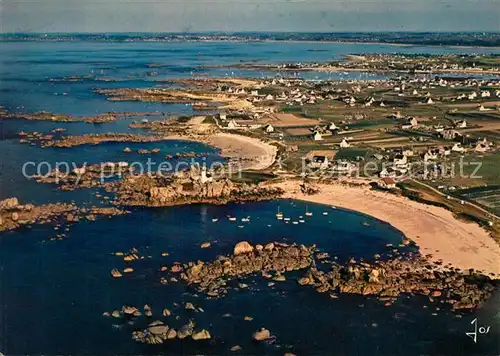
xmin=475 ymin=139 xmax=491 ymax=153
xmin=313 ymin=132 xmax=323 ymax=141
xmin=441 ymin=129 xmax=462 ymax=140
xmin=340 ymin=138 xmax=350 ymax=148
xmin=451 ymin=143 xmax=465 ymax=153
xmin=328 ymin=122 xmax=339 ymax=131
xmin=455 ymin=120 xmax=467 ymax=128
xmin=393 ymin=154 xmax=408 ymax=167
xmin=264 ymin=124 xmax=275 ymax=133
xmin=309 ymin=156 xmax=329 ymax=170
xmin=481 ymin=90 xmax=491 ymax=98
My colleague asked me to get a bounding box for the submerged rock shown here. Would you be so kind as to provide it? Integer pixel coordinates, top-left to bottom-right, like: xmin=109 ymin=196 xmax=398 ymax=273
xmin=177 ymin=321 xmax=195 ymax=339
xmin=192 ymin=329 xmax=211 ymax=340
xmin=253 ymin=328 xmax=271 ymax=341
xmin=122 ymin=306 xmax=138 ymax=315
xmin=111 ymin=269 xmax=122 ymax=278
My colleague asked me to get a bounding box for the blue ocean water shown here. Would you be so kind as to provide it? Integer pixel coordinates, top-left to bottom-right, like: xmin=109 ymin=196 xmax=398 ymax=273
xmin=0 ymin=39 xmax=499 ymax=355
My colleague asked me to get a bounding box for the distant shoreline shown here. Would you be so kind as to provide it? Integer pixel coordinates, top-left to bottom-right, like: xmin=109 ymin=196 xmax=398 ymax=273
xmin=1 ymin=38 xmax=499 ymax=50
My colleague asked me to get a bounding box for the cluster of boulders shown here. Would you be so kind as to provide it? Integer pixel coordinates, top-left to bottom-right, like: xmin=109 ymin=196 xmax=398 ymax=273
xmin=132 ymin=319 xmax=211 ymax=345
xmin=177 ymin=241 xmax=314 ymax=297
xmin=113 ymin=165 xmax=284 ymax=207
xmin=297 ymin=258 xmax=498 ymax=310
xmin=34 ymin=133 xmax=167 ymax=148
xmin=105 ymin=303 xmax=211 ymax=345
xmin=169 ymin=152 xmax=211 ymax=159
xmin=137 ymin=148 xmax=161 ymax=155
xmin=164 ymin=240 xmax=498 ymax=310
xmin=0 ymin=197 xmax=75 ymax=232
xmin=0 ymin=197 xmax=128 ymax=232
xmin=35 ymin=162 xmax=130 ymax=191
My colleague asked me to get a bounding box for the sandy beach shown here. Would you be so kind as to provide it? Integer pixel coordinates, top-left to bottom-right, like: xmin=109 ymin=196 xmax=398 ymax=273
xmin=168 ymin=132 xmax=277 ymax=171
xmin=205 ymin=133 xmax=277 ymax=171
xmin=273 ymin=180 xmax=500 ymax=276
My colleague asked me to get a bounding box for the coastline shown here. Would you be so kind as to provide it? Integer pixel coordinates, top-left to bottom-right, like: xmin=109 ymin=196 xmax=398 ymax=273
xmin=165 ymin=132 xmax=277 ymax=171
xmin=272 ymin=180 xmax=500 ymax=276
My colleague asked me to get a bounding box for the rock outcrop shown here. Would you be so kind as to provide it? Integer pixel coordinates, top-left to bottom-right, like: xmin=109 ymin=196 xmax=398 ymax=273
xmin=114 ymin=165 xmax=283 ymax=207
xmin=233 ymin=241 xmax=254 ymax=255
xmin=166 ymin=240 xmax=498 ymax=310
xmin=0 ymin=197 xmax=128 ymax=232
xmin=178 ymin=242 xmax=314 ymax=297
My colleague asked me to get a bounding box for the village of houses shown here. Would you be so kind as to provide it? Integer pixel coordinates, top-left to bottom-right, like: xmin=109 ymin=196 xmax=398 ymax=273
xmin=98 ymin=54 xmax=500 ymax=215
xmin=205 ymin=63 xmax=500 ymax=195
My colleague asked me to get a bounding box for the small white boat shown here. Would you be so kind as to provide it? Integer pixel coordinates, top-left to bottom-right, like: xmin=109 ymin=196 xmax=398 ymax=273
xmin=305 ymin=205 xmax=313 ymax=217
xmin=241 ymin=217 xmax=250 ymax=222
xmin=299 ymin=219 xmax=305 ymax=223
xmin=228 ymin=217 xmax=237 ymax=222
xmin=212 ymin=218 xmax=218 ymax=222
xmin=292 ymin=221 xmax=299 ymax=225
xmin=323 ymin=212 xmax=328 ymax=216
xmin=276 ymin=206 xmax=283 ymax=220
xmin=284 ymin=217 xmax=291 ymax=222
xmin=331 ymin=206 xmax=336 ymax=209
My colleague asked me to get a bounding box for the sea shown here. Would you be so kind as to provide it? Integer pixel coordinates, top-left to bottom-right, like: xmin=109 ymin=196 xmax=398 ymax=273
xmin=0 ymin=38 xmax=499 ymax=355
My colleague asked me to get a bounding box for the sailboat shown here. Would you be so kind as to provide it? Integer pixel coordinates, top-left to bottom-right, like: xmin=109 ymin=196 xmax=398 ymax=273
xmin=305 ymin=205 xmax=313 ymax=217
xmin=276 ymin=206 xmax=283 ymax=220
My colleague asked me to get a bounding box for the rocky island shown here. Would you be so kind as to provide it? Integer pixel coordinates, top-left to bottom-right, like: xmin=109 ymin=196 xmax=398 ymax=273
xmin=112 ymin=165 xmax=284 ymax=207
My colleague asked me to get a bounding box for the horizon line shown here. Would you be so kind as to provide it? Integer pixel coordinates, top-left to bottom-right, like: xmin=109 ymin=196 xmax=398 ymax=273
xmin=2 ymin=31 xmax=500 ymax=35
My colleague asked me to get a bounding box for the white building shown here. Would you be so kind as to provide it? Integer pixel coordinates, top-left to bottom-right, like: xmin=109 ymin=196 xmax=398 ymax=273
xmin=313 ymin=132 xmax=323 ymax=141
xmin=340 ymin=138 xmax=350 ymax=148
xmin=451 ymin=143 xmax=465 ymax=153
xmin=264 ymin=124 xmax=275 ymax=133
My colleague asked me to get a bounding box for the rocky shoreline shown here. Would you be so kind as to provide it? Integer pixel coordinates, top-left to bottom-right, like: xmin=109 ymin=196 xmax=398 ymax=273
xmin=110 ymin=165 xmax=283 ymax=207
xmin=0 ymin=197 xmax=129 ymax=232
xmin=167 ymin=241 xmax=497 ymax=310
xmin=100 ymin=240 xmax=498 ymax=349
xmin=32 ymin=133 xmax=169 ymax=148
xmin=0 ymin=108 xmax=164 ymax=124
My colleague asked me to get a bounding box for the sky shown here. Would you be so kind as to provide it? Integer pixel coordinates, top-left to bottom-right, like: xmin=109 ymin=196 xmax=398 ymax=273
xmin=1 ymin=0 xmax=499 ymax=33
